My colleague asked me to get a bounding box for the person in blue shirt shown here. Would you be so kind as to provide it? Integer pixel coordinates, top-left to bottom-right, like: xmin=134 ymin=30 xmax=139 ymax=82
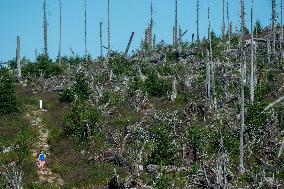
xmin=38 ymin=151 xmax=46 ymax=172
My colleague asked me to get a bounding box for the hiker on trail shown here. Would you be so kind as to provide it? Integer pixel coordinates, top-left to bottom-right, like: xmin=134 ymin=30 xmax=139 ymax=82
xmin=38 ymin=151 xmax=46 ymax=172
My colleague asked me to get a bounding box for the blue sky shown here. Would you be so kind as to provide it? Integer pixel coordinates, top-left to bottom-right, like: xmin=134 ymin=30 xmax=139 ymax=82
xmin=0 ymin=0 xmax=278 ymax=62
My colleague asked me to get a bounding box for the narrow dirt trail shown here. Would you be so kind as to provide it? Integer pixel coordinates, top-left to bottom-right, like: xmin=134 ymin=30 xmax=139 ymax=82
xmin=26 ymin=107 xmax=64 ymax=187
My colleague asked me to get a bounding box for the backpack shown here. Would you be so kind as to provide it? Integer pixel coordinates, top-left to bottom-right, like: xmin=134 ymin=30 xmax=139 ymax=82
xmin=39 ymin=153 xmax=45 ymax=161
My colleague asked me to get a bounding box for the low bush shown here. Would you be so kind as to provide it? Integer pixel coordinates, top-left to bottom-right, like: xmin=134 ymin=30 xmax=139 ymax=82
xmin=63 ymin=100 xmax=100 ymax=141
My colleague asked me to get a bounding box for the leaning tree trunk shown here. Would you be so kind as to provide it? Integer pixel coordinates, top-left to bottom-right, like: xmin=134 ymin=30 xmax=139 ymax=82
xmin=250 ymin=0 xmax=255 ymax=103
xmin=43 ymin=0 xmax=48 ymax=56
xmin=16 ymin=36 xmax=21 ymax=78
xmin=124 ymin=32 xmax=135 ymax=56
xmin=240 ymin=0 xmax=245 ymax=174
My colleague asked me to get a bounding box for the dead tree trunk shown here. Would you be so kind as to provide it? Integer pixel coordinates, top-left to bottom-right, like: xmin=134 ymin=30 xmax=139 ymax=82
xmin=227 ymin=2 xmax=231 ymax=51
xmin=107 ymin=0 xmax=110 ymax=64
xmin=124 ymin=32 xmax=135 ymax=56
xmin=196 ymin=0 xmax=200 ymax=44
xmin=222 ymin=0 xmax=225 ymax=41
xmin=149 ymin=1 xmax=153 ymax=47
xmin=153 ymin=34 xmax=156 ymax=47
xmin=208 ymin=7 xmax=213 ymax=62
xmin=84 ymin=0 xmax=87 ymax=56
xmin=272 ymin=0 xmax=276 ymax=56
xmin=281 ymin=0 xmax=283 ymax=52
xmin=174 ymin=0 xmax=178 ymax=44
xmin=173 ymin=26 xmax=175 ymax=44
xmin=43 ymin=0 xmax=48 ymax=56
xmin=206 ymin=50 xmax=211 ymax=99
xmin=35 ymin=49 xmax=38 ymax=61
xmin=16 ymin=36 xmax=21 ymax=78
xmin=58 ymin=0 xmax=62 ymax=64
xmin=208 ymin=6 xmax=214 ymax=108
xmin=250 ymin=0 xmax=255 ymax=103
xmin=267 ymin=38 xmax=271 ymax=64
xmin=240 ymin=0 xmax=245 ymax=174
xmin=100 ymin=21 xmax=103 ymax=59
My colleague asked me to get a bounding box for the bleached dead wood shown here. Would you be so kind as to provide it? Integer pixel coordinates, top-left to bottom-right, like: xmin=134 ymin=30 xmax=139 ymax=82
xmin=0 ymin=162 xmax=23 ymax=189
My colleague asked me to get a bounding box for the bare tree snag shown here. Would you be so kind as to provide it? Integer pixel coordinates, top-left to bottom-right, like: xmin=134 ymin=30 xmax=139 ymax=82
xmin=43 ymin=0 xmax=48 ymax=56
xmin=227 ymin=1 xmax=231 ymax=50
xmin=173 ymin=30 xmax=188 ymax=45
xmin=35 ymin=49 xmax=38 ymax=61
xmin=208 ymin=5 xmax=215 ymax=108
xmin=149 ymin=1 xmax=153 ymax=47
xmin=58 ymin=0 xmax=62 ymax=64
xmin=281 ymin=0 xmax=283 ymax=53
xmin=272 ymin=0 xmax=276 ymax=56
xmin=124 ymin=32 xmax=135 ymax=56
xmin=100 ymin=21 xmax=103 ymax=59
xmin=173 ymin=26 xmax=176 ymax=44
xmin=174 ymin=0 xmax=178 ymax=44
xmin=267 ymin=38 xmax=271 ymax=64
xmin=107 ymin=0 xmax=110 ymax=64
xmin=16 ymin=36 xmax=21 ymax=78
xmin=84 ymin=0 xmax=87 ymax=56
xmin=153 ymin=34 xmax=156 ymax=47
xmin=240 ymin=0 xmax=245 ymax=174
xmin=206 ymin=50 xmax=211 ymax=99
xmin=196 ymin=0 xmax=200 ymax=44
xmin=208 ymin=6 xmax=213 ymax=62
xmin=222 ymin=0 xmax=225 ymax=41
xmin=250 ymin=0 xmax=255 ymax=103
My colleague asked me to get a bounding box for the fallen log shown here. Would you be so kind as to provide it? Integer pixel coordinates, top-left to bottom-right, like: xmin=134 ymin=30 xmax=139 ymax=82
xmin=146 ymin=164 xmax=191 ymax=173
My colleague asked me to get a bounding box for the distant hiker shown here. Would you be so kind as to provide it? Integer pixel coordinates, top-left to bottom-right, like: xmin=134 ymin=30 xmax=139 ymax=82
xmin=38 ymin=151 xmax=46 ymax=172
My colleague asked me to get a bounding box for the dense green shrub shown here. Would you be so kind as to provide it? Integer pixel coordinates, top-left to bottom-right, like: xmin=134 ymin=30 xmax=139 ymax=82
xmin=154 ymin=175 xmax=172 ymax=189
xmin=246 ymin=100 xmax=270 ymax=129
xmin=60 ymin=88 xmax=75 ymax=102
xmin=22 ymin=54 xmax=63 ymax=78
xmin=60 ymin=72 xmax=91 ymax=102
xmin=185 ymin=124 xmax=204 ymax=159
xmin=72 ymin=72 xmax=91 ymax=101
xmin=157 ymin=63 xmax=175 ymax=76
xmin=144 ymin=71 xmax=171 ymax=97
xmin=148 ymin=125 xmax=181 ymax=166
xmin=254 ymin=81 xmax=271 ymax=101
xmin=128 ymin=76 xmax=144 ymax=96
xmin=0 ymin=68 xmax=21 ymax=115
xmin=63 ymin=100 xmax=100 ymax=140
xmin=110 ymin=54 xmax=135 ymax=76
xmin=15 ymin=127 xmax=37 ymax=162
